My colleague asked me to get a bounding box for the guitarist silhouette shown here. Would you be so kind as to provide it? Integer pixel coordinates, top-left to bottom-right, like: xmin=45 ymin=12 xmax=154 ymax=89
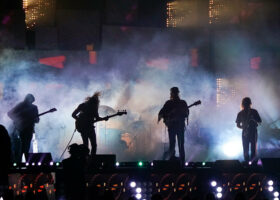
xmin=8 ymin=94 xmax=40 ymax=162
xmin=72 ymin=92 xmax=108 ymax=155
xmin=158 ymin=87 xmax=190 ymax=164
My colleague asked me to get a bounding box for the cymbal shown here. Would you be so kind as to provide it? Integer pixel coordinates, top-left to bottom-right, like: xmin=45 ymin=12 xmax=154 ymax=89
xmin=99 ymin=105 xmax=116 ymax=115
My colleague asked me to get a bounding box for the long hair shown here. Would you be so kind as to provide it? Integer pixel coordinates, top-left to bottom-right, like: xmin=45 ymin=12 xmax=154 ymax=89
xmin=85 ymin=91 xmax=100 ymax=106
xmin=241 ymin=97 xmax=252 ymax=110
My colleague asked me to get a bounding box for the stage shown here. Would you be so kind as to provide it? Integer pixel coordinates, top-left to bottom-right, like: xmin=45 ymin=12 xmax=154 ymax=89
xmin=7 ymin=158 xmax=280 ymax=200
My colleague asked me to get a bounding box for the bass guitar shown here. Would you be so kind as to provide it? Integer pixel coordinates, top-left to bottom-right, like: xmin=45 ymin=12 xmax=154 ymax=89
xmin=75 ymin=110 xmax=127 ymax=132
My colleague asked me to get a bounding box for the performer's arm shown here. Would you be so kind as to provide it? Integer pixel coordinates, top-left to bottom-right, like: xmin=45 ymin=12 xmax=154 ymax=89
xmin=72 ymin=105 xmax=81 ymax=120
xmin=34 ymin=106 xmax=40 ymax=123
xmin=236 ymin=113 xmax=243 ymax=129
xmin=255 ymin=110 xmax=262 ymax=124
xmin=158 ymin=102 xmax=167 ymax=123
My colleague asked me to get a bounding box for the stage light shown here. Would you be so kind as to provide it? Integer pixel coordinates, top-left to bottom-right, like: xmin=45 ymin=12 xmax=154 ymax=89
xmin=138 ymin=161 xmax=143 ymax=167
xmin=269 ymin=186 xmax=274 ymax=192
xmin=249 ymin=161 xmax=252 ymax=165
xmin=202 ymin=162 xmax=206 ymax=166
xmin=274 ymin=192 xmax=279 ymax=197
xmin=274 ymin=198 xmax=279 ymax=200
xmin=151 ymin=162 xmax=154 ymax=166
xmin=130 ymin=181 xmax=136 ymax=188
xmin=217 ymin=187 xmax=222 ymax=192
xmin=13 ymin=163 xmax=17 ymax=167
xmin=135 ymin=193 xmax=142 ymax=199
xmin=38 ymin=162 xmax=41 ymax=166
xmin=211 ymin=181 xmax=217 ymax=187
xmin=136 ymin=187 xmax=142 ymax=193
xmin=268 ymin=180 xmax=274 ymax=186
xmin=116 ymin=162 xmax=120 ymax=167
xmin=50 ymin=162 xmax=54 ymax=166
xmin=56 ymin=162 xmax=60 ymax=166
xmin=221 ymin=137 xmax=243 ymax=158
xmin=185 ymin=162 xmax=189 ymax=166
xmin=217 ymin=193 xmax=222 ymax=199
xmin=26 ymin=163 xmax=29 ymax=166
xmin=32 ymin=162 xmax=35 ymax=166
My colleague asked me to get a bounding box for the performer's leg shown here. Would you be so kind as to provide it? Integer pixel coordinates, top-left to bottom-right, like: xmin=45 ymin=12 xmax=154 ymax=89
xmin=20 ymin=131 xmax=33 ymax=159
xmin=242 ymin=134 xmax=249 ymax=162
xmin=177 ymin=127 xmax=185 ymax=163
xmin=80 ymin=131 xmax=89 ymax=148
xmin=88 ymin=128 xmax=97 ymax=155
xmin=168 ymin=127 xmax=176 ymax=159
xmin=250 ymin=131 xmax=258 ymax=161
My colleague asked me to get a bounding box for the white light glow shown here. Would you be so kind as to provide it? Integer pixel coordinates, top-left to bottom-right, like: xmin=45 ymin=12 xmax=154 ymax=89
xmin=211 ymin=181 xmax=217 ymax=187
xmin=269 ymin=186 xmax=274 ymax=192
xmin=135 ymin=193 xmax=142 ymax=199
xmin=217 ymin=192 xmax=222 ymax=198
xmin=136 ymin=187 xmax=142 ymax=193
xmin=274 ymin=192 xmax=279 ymax=197
xmin=268 ymin=180 xmax=274 ymax=186
xmin=217 ymin=187 xmax=222 ymax=192
xmin=221 ymin=135 xmax=243 ymax=158
xmin=130 ymin=181 xmax=136 ymax=188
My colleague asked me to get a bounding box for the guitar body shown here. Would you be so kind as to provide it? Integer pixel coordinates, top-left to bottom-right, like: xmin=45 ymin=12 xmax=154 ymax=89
xmin=75 ymin=118 xmax=93 ymax=132
xmin=162 ymin=100 xmax=201 ymax=127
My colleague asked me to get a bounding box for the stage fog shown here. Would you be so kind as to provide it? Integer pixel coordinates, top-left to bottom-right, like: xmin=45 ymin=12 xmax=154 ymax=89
xmin=0 ymin=27 xmax=279 ymax=162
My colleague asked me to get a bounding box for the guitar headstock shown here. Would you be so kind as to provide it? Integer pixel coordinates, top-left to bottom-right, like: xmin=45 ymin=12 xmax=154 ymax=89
xmin=193 ymin=100 xmax=201 ymax=106
xmin=117 ymin=110 xmax=127 ymax=115
xmin=49 ymin=108 xmax=57 ymax=112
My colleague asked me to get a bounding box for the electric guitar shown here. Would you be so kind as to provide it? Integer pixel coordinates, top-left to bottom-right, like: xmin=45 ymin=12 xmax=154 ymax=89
xmin=163 ymin=100 xmax=201 ymax=127
xmin=38 ymin=108 xmax=57 ymax=117
xmin=12 ymin=108 xmax=57 ymax=133
xmin=75 ymin=110 xmax=127 ymax=132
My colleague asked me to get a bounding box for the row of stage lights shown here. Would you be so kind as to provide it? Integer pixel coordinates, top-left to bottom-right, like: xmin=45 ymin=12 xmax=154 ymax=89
xmin=11 ymin=160 xmax=264 ymax=170
xmin=12 ymin=161 xmax=61 ymax=169
xmin=210 ymin=179 xmax=280 ymax=200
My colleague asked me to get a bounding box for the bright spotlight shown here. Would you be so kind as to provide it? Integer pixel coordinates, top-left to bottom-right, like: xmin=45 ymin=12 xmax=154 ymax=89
xmin=13 ymin=163 xmax=17 ymax=167
xmin=38 ymin=162 xmax=41 ymax=166
xmin=248 ymin=161 xmax=252 ymax=165
xmin=217 ymin=187 xmax=222 ymax=192
xmin=217 ymin=193 xmax=222 ymax=199
xmin=130 ymin=181 xmax=136 ymax=188
xmin=56 ymin=162 xmax=60 ymax=166
xmin=221 ymin=135 xmax=243 ymax=158
xmin=135 ymin=193 xmax=142 ymax=199
xmin=274 ymin=192 xmax=279 ymax=197
xmin=116 ymin=162 xmax=120 ymax=167
xmin=268 ymin=180 xmax=274 ymax=186
xmin=136 ymin=187 xmax=142 ymax=193
xmin=25 ymin=163 xmax=29 ymax=166
xmin=50 ymin=161 xmax=54 ymax=166
xmin=269 ymin=186 xmax=274 ymax=192
xmin=185 ymin=162 xmax=189 ymax=166
xmin=151 ymin=162 xmax=153 ymax=166
xmin=32 ymin=162 xmax=35 ymax=166
xmin=274 ymin=198 xmax=279 ymax=200
xmin=211 ymin=181 xmax=217 ymax=187
xmin=202 ymin=162 xmax=206 ymax=166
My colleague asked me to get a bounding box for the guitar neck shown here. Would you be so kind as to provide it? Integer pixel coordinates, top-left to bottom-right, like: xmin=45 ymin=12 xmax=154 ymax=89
xmin=188 ymin=103 xmax=196 ymax=109
xmin=38 ymin=111 xmax=51 ymax=117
